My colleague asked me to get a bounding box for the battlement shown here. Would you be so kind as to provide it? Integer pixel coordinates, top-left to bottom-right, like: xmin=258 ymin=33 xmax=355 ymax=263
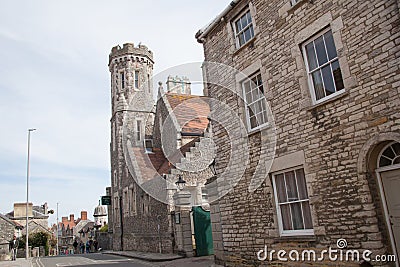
xmin=166 ymin=75 xmax=192 ymax=95
xmin=109 ymin=42 xmax=154 ymax=63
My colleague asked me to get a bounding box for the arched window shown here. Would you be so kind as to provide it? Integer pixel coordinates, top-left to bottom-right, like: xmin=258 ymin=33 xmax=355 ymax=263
xmin=378 ymin=142 xmax=400 ymax=167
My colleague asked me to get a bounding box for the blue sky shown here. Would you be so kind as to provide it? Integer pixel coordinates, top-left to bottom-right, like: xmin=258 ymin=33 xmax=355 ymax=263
xmin=0 ymin=0 xmax=230 ymax=225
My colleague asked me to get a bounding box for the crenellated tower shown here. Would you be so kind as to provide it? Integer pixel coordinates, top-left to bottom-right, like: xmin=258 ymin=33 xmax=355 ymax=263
xmin=109 ymin=43 xmax=156 ymax=250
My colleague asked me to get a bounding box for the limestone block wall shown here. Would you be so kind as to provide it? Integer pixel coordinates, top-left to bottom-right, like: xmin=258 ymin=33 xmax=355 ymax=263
xmin=199 ymin=0 xmax=400 ymax=266
xmin=0 ymin=219 xmax=14 ymax=260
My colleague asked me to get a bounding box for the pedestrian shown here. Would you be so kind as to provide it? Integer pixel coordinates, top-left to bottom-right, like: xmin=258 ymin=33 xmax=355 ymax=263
xmin=89 ymin=239 xmax=93 ymax=253
xmin=9 ymin=235 xmax=19 ymax=261
xmin=86 ymin=240 xmax=90 ymax=253
xmin=79 ymin=240 xmax=84 ymax=254
xmin=93 ymin=240 xmax=98 ymax=252
xmin=73 ymin=239 xmax=78 ymax=254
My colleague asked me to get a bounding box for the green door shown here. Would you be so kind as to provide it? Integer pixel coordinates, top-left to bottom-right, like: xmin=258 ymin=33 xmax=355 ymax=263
xmin=192 ymin=206 xmax=214 ymax=256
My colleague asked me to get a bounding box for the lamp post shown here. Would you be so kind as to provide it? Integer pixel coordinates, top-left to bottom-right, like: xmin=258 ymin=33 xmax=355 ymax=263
xmin=26 ymin=128 xmax=36 ymax=259
xmin=56 ymin=202 xmax=59 ymax=256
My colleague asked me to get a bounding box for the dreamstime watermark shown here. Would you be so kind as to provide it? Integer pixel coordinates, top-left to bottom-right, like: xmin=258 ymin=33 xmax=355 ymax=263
xmin=257 ymin=238 xmax=397 ymax=263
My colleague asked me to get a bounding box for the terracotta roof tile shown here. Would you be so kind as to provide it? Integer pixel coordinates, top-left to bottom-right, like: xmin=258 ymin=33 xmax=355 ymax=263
xmin=165 ymin=93 xmax=210 ymax=134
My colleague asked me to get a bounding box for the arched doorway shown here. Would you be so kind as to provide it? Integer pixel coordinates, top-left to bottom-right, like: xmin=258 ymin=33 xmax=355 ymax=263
xmin=375 ymin=141 xmax=400 ymax=263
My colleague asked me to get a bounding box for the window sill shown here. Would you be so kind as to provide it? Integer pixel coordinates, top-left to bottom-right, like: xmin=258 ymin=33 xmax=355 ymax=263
xmin=248 ymin=122 xmax=271 ymax=136
xmin=232 ymin=36 xmax=256 ymax=56
xmin=307 ymin=89 xmax=348 ymax=111
xmin=274 ymin=235 xmax=316 ymax=242
xmin=288 ymin=0 xmax=310 ymax=14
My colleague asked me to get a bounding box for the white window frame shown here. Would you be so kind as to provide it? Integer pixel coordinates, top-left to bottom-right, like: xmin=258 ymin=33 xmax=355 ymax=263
xmin=302 ymin=27 xmax=345 ymax=105
xmin=232 ymin=8 xmax=255 ymax=49
xmin=272 ymin=167 xmax=314 ymax=236
xmin=242 ymin=72 xmax=269 ymax=132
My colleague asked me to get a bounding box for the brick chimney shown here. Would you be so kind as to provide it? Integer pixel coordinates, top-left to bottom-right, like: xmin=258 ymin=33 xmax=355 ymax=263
xmin=81 ymin=211 xmax=87 ymax=220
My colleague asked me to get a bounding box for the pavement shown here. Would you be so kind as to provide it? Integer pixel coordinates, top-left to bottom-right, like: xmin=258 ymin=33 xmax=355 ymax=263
xmin=0 ymin=258 xmax=32 ymax=267
xmin=102 ymin=251 xmax=222 ymax=267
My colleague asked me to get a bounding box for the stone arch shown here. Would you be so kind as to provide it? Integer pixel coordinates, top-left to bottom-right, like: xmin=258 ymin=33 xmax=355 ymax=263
xmin=357 ymin=132 xmax=400 ymax=175
xmin=357 ymin=131 xmax=400 ymax=257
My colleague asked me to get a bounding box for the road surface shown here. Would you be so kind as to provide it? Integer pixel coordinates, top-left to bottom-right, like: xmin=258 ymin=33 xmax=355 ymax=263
xmin=31 ymin=253 xmax=157 ymax=267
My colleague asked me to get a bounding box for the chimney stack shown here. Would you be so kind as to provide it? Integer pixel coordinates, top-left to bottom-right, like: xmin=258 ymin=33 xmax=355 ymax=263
xmin=81 ymin=211 xmax=87 ymax=220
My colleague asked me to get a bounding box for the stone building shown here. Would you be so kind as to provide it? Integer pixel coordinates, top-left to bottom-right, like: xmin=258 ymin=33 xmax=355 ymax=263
xmin=0 ymin=214 xmax=22 ymax=260
xmin=109 ymin=43 xmax=214 ymax=255
xmin=6 ymin=203 xmax=50 ymax=236
xmin=196 ymin=0 xmax=400 ymax=266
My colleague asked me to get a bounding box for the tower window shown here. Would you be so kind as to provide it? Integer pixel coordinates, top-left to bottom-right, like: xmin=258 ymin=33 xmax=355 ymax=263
xmin=136 ymin=120 xmax=142 ymax=141
xmin=120 ymin=72 xmax=125 ymax=89
xmin=135 ymin=71 xmax=139 ymax=89
xmin=148 ymin=74 xmax=151 ymax=93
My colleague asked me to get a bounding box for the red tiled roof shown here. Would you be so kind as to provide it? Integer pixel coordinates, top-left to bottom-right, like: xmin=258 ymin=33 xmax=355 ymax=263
xmin=165 ymin=93 xmax=210 ymax=134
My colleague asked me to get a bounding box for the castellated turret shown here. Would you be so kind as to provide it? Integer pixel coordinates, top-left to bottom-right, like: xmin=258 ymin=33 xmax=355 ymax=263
xmin=109 ymin=43 xmax=155 ymax=116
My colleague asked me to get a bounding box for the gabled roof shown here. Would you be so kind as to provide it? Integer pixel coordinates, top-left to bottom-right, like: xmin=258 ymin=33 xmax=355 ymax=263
xmin=27 ymin=220 xmax=52 ymax=235
xmin=0 ymin=213 xmax=22 ymax=228
xmin=165 ymin=93 xmax=210 ymax=135
xmin=73 ymin=220 xmax=93 ymax=236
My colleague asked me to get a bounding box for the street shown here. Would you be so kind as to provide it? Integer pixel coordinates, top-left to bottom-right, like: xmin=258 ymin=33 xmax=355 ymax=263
xmin=31 ymin=253 xmax=157 ymax=267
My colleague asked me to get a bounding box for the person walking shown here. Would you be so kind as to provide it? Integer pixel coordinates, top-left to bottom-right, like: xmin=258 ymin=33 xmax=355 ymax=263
xmin=79 ymin=240 xmax=84 ymax=254
xmin=73 ymin=239 xmax=78 ymax=254
xmin=85 ymin=240 xmax=90 ymax=253
xmin=93 ymin=240 xmax=98 ymax=252
xmin=9 ymin=236 xmax=19 ymax=261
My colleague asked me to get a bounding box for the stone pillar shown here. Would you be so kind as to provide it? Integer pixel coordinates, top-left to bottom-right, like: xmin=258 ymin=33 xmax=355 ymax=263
xmin=205 ymin=176 xmax=225 ymax=265
xmin=173 ymin=190 xmax=194 ymax=257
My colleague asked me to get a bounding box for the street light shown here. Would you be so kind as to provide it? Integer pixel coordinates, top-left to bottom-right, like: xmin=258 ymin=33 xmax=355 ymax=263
xmin=175 ymin=175 xmax=186 ymax=190
xmin=26 ymin=128 xmax=36 ymax=259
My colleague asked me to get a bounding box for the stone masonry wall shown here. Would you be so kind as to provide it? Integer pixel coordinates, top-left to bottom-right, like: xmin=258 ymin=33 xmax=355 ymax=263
xmin=109 ymin=44 xmax=173 ymax=253
xmin=200 ymin=0 xmax=400 ymax=266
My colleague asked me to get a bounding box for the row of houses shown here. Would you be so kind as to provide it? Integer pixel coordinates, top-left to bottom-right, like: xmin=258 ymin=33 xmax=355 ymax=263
xmin=108 ymin=0 xmax=399 ymax=266
xmin=0 ymin=201 xmax=108 ymax=258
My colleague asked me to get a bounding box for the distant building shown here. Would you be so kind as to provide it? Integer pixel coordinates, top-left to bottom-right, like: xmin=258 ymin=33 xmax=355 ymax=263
xmin=6 ymin=202 xmax=50 ymax=236
xmin=55 ymin=211 xmax=93 ymax=254
xmin=93 ymin=202 xmax=107 ymax=227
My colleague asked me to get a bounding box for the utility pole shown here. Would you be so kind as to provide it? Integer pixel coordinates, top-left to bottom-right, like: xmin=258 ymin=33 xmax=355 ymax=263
xmin=25 ymin=128 xmax=36 ymax=259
